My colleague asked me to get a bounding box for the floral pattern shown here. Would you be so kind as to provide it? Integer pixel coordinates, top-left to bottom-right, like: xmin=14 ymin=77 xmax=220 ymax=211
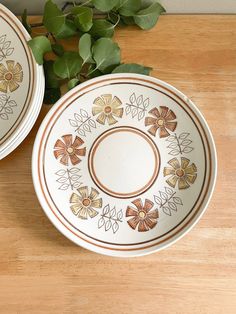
xmin=0 ymin=60 xmax=23 ymax=93
xmin=53 ymin=134 xmax=86 ymax=166
xmin=126 ymin=198 xmax=159 ymax=232
xmin=70 ymin=186 xmax=102 ymax=220
xmin=163 ymin=157 xmax=197 ymax=189
xmin=145 ymin=106 xmax=177 ymax=138
xmin=92 ymin=94 xmax=123 ymax=125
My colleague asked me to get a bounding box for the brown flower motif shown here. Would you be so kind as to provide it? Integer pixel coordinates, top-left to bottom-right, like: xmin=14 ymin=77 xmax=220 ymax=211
xmin=145 ymin=106 xmax=177 ymax=138
xmin=70 ymin=186 xmax=102 ymax=220
xmin=0 ymin=60 xmax=23 ymax=93
xmin=53 ymin=134 xmax=86 ymax=166
xmin=126 ymin=198 xmax=159 ymax=232
xmin=163 ymin=157 xmax=197 ymax=189
xmin=92 ymin=94 xmax=123 ymax=125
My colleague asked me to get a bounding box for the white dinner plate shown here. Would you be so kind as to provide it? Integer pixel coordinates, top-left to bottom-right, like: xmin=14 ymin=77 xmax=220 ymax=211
xmin=32 ymin=74 xmax=217 ymax=257
xmin=0 ymin=4 xmax=44 ymax=159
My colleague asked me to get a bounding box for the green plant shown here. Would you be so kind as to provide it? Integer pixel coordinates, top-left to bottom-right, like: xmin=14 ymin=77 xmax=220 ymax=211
xmin=22 ymin=0 xmax=165 ymax=104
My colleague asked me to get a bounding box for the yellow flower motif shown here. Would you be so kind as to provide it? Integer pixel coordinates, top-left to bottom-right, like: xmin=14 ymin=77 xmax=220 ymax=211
xmin=0 ymin=60 xmax=23 ymax=93
xmin=70 ymin=186 xmax=102 ymax=220
xmin=163 ymin=157 xmax=197 ymax=189
xmin=92 ymin=94 xmax=123 ymax=125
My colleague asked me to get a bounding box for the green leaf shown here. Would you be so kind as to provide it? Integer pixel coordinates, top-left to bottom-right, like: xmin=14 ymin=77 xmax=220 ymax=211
xmin=121 ymin=16 xmax=135 ymax=25
xmin=28 ymin=36 xmax=52 ymax=65
xmin=116 ymin=0 xmax=141 ymax=17
xmin=44 ymin=60 xmax=60 ymax=88
xmin=87 ymin=64 xmax=103 ymax=79
xmin=68 ymin=78 xmax=80 ymax=90
xmin=21 ymin=9 xmax=32 ymax=34
xmin=134 ymin=3 xmax=165 ymax=30
xmin=90 ymin=19 xmax=114 ymax=38
xmin=92 ymin=0 xmax=119 ymax=12
xmin=72 ymin=6 xmax=93 ymax=32
xmin=79 ymin=33 xmax=94 ymax=64
xmin=55 ymin=19 xmax=77 ymax=39
xmin=44 ymin=87 xmax=61 ymax=104
xmin=43 ymin=0 xmax=65 ymax=34
xmin=52 ymin=43 xmax=64 ymax=56
xmin=53 ymin=51 xmax=82 ymax=79
xmin=112 ymin=63 xmax=152 ymax=75
xmin=92 ymin=38 xmax=120 ymax=73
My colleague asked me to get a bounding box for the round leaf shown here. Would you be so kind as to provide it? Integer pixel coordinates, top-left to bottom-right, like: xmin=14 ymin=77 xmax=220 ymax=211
xmin=134 ymin=3 xmax=165 ymax=30
xmin=53 ymin=52 xmax=82 ymax=79
xmin=92 ymin=38 xmax=120 ymax=73
xmin=112 ymin=63 xmax=152 ymax=75
xmin=28 ymin=36 xmax=52 ymax=65
xmin=72 ymin=6 xmax=93 ymax=32
xmin=92 ymin=0 xmax=119 ymax=12
xmin=79 ymin=33 xmax=94 ymax=63
xmin=90 ymin=19 xmax=115 ymax=38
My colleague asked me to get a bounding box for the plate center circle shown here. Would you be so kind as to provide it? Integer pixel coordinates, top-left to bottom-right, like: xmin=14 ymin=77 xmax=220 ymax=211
xmin=89 ymin=126 xmax=160 ymax=198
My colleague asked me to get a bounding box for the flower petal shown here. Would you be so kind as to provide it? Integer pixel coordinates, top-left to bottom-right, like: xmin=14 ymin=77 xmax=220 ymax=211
xmin=126 ymin=206 xmax=138 ymax=217
xmin=90 ymin=198 xmax=102 ymax=208
xmin=6 ymin=60 xmax=14 ymax=72
xmin=138 ymin=220 xmax=149 ymax=232
xmin=93 ymin=96 xmax=105 ymax=108
xmin=0 ymin=80 xmax=8 ymax=93
xmin=13 ymin=62 xmax=22 ymax=74
xmin=111 ymin=96 xmax=122 ymax=108
xmin=165 ymin=121 xmax=177 ymax=132
xmin=59 ymin=154 xmax=69 ymax=166
xmin=165 ymin=109 xmax=176 ymax=121
xmin=145 ymin=116 xmax=157 ymax=126
xmin=132 ymin=198 xmax=143 ymax=211
xmin=14 ymin=71 xmax=23 ymax=83
xmin=0 ymin=63 xmax=8 ymax=75
xmin=74 ymin=147 xmax=86 ymax=157
xmin=70 ymin=192 xmax=82 ymax=204
xmin=112 ymin=107 xmax=123 ymax=118
xmin=147 ymin=125 xmax=158 ymax=136
xmin=8 ymin=80 xmax=19 ymax=92
xmin=143 ymin=199 xmax=154 ymax=212
xmin=77 ymin=207 xmax=88 ymax=219
xmin=102 ymin=94 xmax=112 ymax=106
xmin=54 ymin=139 xmax=66 ymax=149
xmin=178 ymin=177 xmax=190 ymax=189
xmin=87 ymin=207 xmax=98 ymax=218
xmin=160 ymin=106 xmax=169 ymax=117
xmin=185 ymin=163 xmax=197 ymax=174
xmin=166 ymin=175 xmax=178 ymax=188
xmin=163 ymin=167 xmax=175 ymax=176
xmin=181 ymin=157 xmax=190 ymax=169
xmin=149 ymin=107 xmax=160 ymax=118
xmin=168 ymin=158 xmax=180 ymax=170
xmin=147 ymin=210 xmax=159 ymax=219
xmin=185 ymin=174 xmax=197 ymax=184
xmin=96 ymin=112 xmax=106 ymax=124
xmin=127 ymin=216 xmax=140 ymax=230
xmin=70 ymin=204 xmax=83 ymax=215
xmin=144 ymin=217 xmax=157 ymax=230
xmin=72 ymin=136 xmax=84 ymax=148
xmin=53 ymin=148 xmax=66 ymax=159
xmin=62 ymin=134 xmax=72 ymax=147
xmin=92 ymin=105 xmax=103 ymax=115
xmin=107 ymin=113 xmax=117 ymax=125
xmin=89 ymin=187 xmax=99 ymax=200
xmin=69 ymin=153 xmax=80 ymax=165
xmin=159 ymin=126 xmax=170 ymax=138
xmin=78 ymin=186 xmax=89 ymax=198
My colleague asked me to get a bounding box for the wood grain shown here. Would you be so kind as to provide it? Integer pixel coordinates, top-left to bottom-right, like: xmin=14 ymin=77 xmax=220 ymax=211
xmin=0 ymin=15 xmax=236 ymax=314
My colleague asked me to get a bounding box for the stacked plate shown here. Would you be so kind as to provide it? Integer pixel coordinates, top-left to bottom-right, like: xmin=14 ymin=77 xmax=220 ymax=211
xmin=32 ymin=73 xmax=217 ymax=257
xmin=0 ymin=4 xmax=44 ymax=159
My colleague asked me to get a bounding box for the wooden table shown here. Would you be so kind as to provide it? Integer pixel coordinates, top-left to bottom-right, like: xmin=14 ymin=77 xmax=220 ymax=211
xmin=0 ymin=15 xmax=235 ymax=313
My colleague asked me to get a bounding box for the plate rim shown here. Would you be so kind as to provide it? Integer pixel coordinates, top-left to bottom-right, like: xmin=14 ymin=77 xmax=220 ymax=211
xmin=32 ymin=73 xmax=217 ymax=257
xmin=0 ymin=3 xmax=45 ymax=159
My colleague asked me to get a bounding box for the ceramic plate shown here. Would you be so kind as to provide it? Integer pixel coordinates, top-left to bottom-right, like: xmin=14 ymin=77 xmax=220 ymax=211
xmin=32 ymin=74 xmax=217 ymax=257
xmin=0 ymin=4 xmax=44 ymax=159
